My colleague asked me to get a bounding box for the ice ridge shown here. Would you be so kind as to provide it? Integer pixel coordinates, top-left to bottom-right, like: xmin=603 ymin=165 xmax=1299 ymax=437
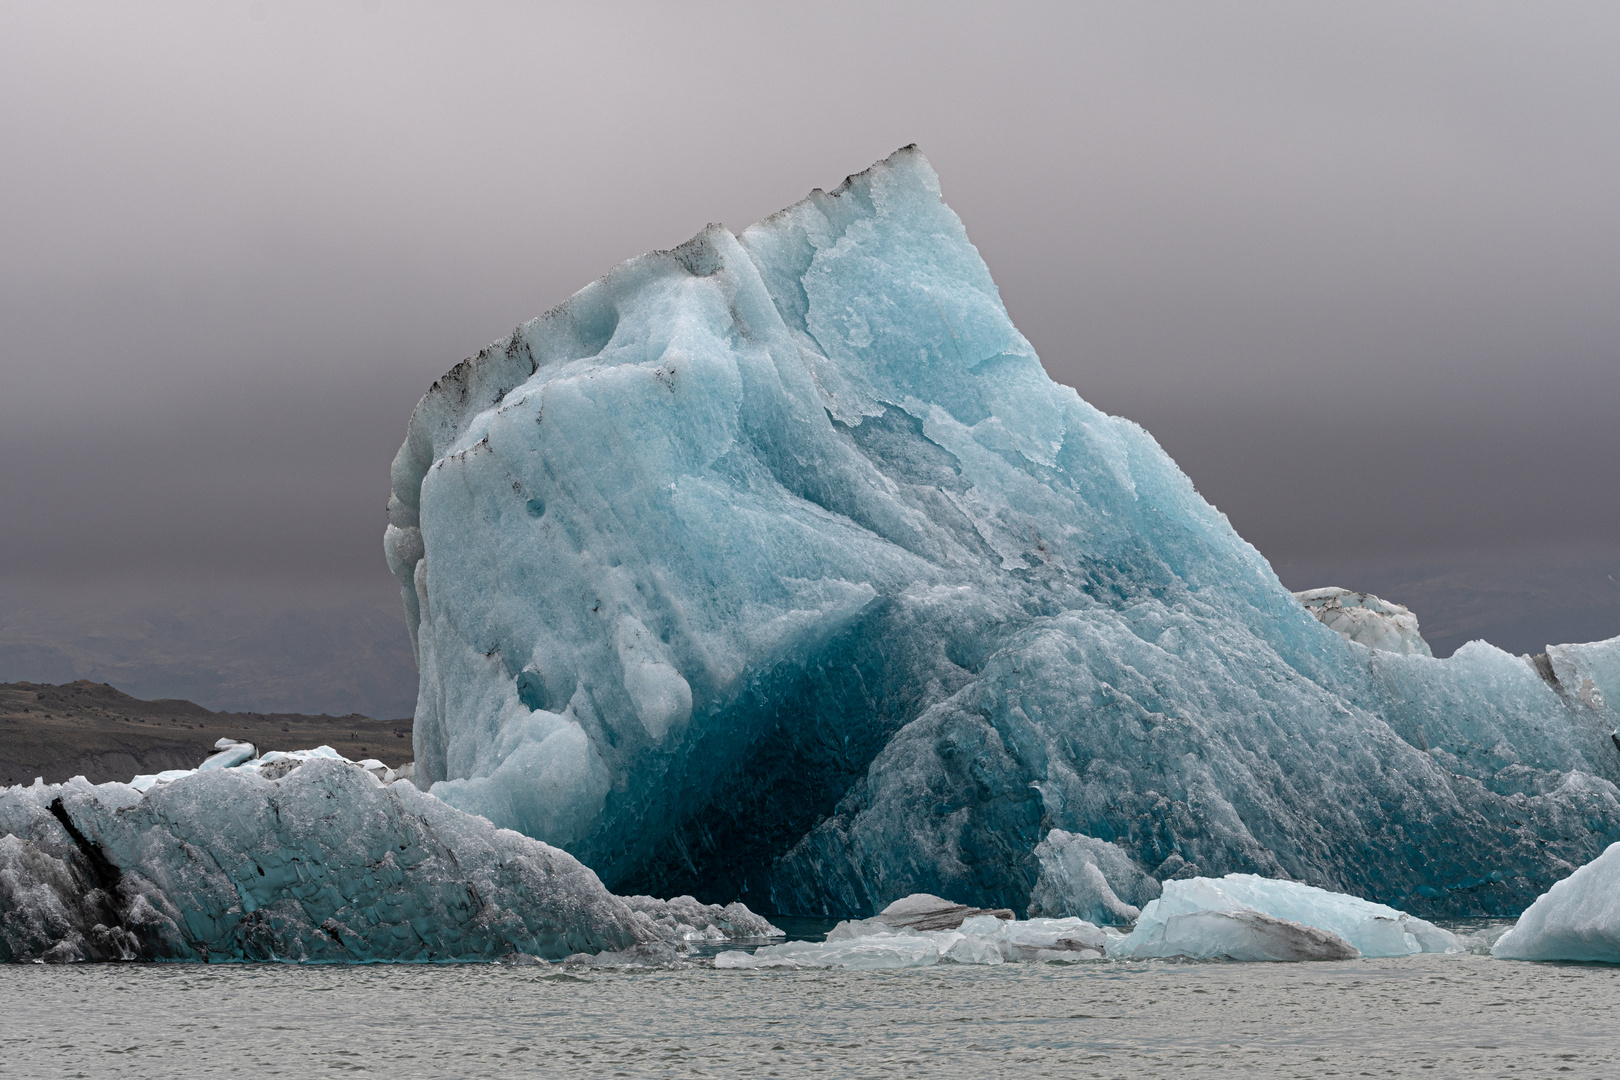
xmin=387 ymin=145 xmax=1620 ymax=919
xmin=0 ymin=753 xmax=778 ymax=963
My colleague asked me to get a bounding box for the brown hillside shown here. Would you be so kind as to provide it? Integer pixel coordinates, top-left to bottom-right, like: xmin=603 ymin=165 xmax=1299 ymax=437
xmin=0 ymin=680 xmax=412 ymax=786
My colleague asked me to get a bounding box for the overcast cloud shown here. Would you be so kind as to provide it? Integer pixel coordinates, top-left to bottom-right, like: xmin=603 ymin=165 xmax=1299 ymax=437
xmin=1 ymin=1 xmax=1616 ymax=711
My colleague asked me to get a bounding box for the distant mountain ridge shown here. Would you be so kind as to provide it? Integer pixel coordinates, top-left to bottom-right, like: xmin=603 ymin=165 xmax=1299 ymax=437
xmin=0 ymin=577 xmax=418 ymax=720
xmin=0 ymin=680 xmax=412 ymax=787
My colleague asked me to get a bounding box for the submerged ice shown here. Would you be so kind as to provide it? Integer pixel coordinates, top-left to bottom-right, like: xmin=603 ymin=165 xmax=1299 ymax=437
xmin=382 ymin=145 xmax=1620 ymax=921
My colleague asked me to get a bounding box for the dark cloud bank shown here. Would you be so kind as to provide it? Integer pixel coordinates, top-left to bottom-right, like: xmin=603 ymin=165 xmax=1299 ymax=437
xmin=1 ymin=2 xmax=1615 ymax=717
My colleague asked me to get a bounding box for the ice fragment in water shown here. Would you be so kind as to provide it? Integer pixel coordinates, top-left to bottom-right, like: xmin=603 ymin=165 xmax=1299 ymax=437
xmin=714 ymin=900 xmax=1106 ymax=970
xmin=826 ymin=892 xmax=1014 ymax=938
xmin=1492 ymin=841 xmax=1620 ymax=962
xmin=1113 ymin=875 xmax=1459 ymax=960
xmin=1028 ymin=830 xmax=1162 ymax=925
xmin=1119 ymin=908 xmax=1357 ymax=962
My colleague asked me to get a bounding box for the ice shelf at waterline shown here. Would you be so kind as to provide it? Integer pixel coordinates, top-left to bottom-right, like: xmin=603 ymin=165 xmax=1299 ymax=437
xmin=0 ymin=749 xmax=779 ymax=963
xmin=386 ymin=145 xmax=1620 ymax=919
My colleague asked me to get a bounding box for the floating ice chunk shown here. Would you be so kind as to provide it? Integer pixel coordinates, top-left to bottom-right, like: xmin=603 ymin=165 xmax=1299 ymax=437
xmin=1113 ymin=875 xmax=1458 ymax=961
xmin=198 ymin=739 xmax=256 ymax=771
xmin=621 ymin=894 xmax=783 ymax=941
xmin=1294 ymin=588 xmax=1432 ymax=656
xmin=716 ymin=905 xmax=1106 ymax=970
xmin=1493 ymin=841 xmax=1620 ymax=962
xmin=957 ymin=913 xmax=1108 ymax=960
xmin=1120 ymin=908 xmax=1358 ymax=962
xmin=1028 ymin=831 xmax=1161 ymax=924
xmin=827 ymin=892 xmax=1014 ymax=938
xmin=715 ymin=934 xmax=946 ymax=970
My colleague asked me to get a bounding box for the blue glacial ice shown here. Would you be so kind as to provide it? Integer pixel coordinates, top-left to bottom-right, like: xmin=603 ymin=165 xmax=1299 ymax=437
xmin=1493 ymin=841 xmax=1620 ymax=963
xmin=385 ymin=145 xmax=1620 ymax=920
xmin=0 ymin=750 xmax=778 ymax=963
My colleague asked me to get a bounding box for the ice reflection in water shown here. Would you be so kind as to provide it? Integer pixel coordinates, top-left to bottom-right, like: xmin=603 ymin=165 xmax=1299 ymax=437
xmin=3 ymin=949 xmax=1618 ymax=1078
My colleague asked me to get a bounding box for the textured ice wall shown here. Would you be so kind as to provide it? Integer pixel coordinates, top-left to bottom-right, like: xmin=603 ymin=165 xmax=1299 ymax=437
xmin=387 ymin=146 xmax=1620 ymax=918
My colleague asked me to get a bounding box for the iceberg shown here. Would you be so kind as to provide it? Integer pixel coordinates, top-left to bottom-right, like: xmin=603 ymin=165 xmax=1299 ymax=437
xmin=1112 ymin=875 xmax=1458 ymax=961
xmin=387 ymin=145 xmax=1620 ymax=919
xmin=0 ymin=751 xmax=777 ymax=963
xmin=1294 ymin=588 xmax=1432 ymax=657
xmin=1028 ymin=829 xmax=1163 ymax=924
xmin=1492 ymin=841 xmax=1620 ymax=962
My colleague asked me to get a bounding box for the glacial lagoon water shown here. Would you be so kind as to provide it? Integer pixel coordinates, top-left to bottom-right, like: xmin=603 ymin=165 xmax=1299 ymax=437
xmin=5 ymin=940 xmax=1617 ymax=1079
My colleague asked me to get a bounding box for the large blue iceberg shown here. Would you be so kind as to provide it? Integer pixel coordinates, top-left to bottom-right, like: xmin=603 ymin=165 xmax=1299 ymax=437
xmin=386 ymin=146 xmax=1620 ymax=919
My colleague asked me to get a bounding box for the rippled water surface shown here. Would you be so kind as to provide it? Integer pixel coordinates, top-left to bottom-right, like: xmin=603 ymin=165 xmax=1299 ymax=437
xmin=3 ymin=952 xmax=1616 ymax=1078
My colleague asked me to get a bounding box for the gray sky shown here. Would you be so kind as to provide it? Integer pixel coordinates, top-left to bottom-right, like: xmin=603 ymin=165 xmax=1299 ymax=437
xmin=2 ymin=1 xmax=1617 ymax=712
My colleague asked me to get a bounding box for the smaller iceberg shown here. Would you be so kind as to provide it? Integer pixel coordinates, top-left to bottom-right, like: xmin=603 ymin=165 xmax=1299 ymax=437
xmin=1118 ymin=907 xmax=1357 ymax=962
xmin=1492 ymin=841 xmax=1620 ymax=963
xmin=1112 ymin=875 xmax=1460 ymax=961
xmin=825 ymin=892 xmax=1014 ymax=938
xmin=1 ymin=746 xmax=777 ymax=963
xmin=1027 ymin=831 xmax=1163 ymax=925
xmin=1294 ymin=587 xmax=1432 ymax=656
xmin=620 ymin=894 xmax=783 ymax=942
xmin=714 ymin=905 xmax=1109 ymax=970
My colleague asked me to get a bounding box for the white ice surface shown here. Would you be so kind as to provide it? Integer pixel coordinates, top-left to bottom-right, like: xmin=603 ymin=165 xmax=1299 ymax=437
xmin=1114 ymin=875 xmax=1459 ymax=960
xmin=1493 ymin=841 xmax=1620 ymax=962
xmin=715 ymin=914 xmax=1107 ymax=970
xmin=1294 ymin=588 xmax=1433 ymax=657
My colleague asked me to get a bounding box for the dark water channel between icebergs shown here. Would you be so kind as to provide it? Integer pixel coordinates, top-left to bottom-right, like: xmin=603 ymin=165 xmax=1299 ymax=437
xmin=3 ymin=948 xmax=1617 ymax=1079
